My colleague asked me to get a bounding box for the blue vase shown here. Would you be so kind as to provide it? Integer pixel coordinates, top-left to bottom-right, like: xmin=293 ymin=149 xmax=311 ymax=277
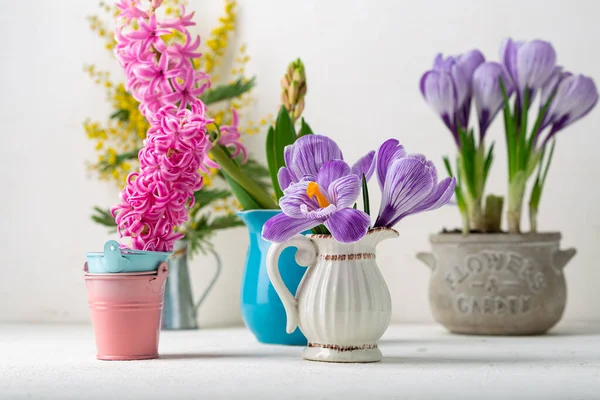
xmin=238 ymin=210 xmax=307 ymax=346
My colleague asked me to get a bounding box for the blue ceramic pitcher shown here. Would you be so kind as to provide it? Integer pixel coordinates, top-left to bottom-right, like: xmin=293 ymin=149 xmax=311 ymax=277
xmin=238 ymin=210 xmax=307 ymax=346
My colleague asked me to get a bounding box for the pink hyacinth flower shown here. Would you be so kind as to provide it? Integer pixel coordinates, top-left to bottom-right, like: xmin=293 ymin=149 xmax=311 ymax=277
xmin=115 ymin=0 xmax=148 ymax=23
xmin=218 ymin=109 xmax=248 ymax=163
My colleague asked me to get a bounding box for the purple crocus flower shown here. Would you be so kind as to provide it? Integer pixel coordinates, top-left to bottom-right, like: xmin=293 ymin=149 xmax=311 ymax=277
xmin=540 ymin=66 xmax=572 ymax=108
xmin=472 ymin=62 xmax=514 ymax=138
xmin=455 ymin=50 xmax=485 ymax=126
xmin=277 ymin=134 xmax=375 ymax=191
xmin=539 ymin=66 xmax=572 ymax=130
xmin=432 ymin=51 xmax=485 ymax=107
xmin=499 ymin=38 xmax=521 ymax=83
xmin=456 ymin=50 xmax=486 ymax=84
xmin=351 ymin=150 xmax=376 ymax=180
xmin=420 ymin=71 xmax=459 ymax=144
xmin=541 ymin=74 xmax=598 ymax=144
xmin=263 ymin=160 xmax=370 ymax=243
xmin=421 ymin=50 xmax=485 ymax=145
xmin=375 ymin=138 xmax=406 ymax=189
xmin=500 ymin=38 xmax=557 ymax=105
xmin=433 ymin=55 xmax=470 ymax=115
xmin=374 ymin=139 xmax=456 ymax=228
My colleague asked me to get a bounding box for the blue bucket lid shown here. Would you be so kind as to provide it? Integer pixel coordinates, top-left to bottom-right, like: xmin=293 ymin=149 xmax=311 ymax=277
xmin=86 ymin=240 xmax=172 ymax=274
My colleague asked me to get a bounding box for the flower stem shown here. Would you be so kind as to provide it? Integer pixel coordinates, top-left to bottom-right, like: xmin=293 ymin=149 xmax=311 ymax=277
xmin=209 ymin=145 xmax=278 ymax=209
xmin=467 ymin=196 xmax=483 ymax=231
xmin=507 ymin=178 xmax=526 ymax=234
xmin=461 ymin=212 xmax=469 ymax=235
xmin=529 ymin=205 xmax=538 ymax=233
xmin=508 ymin=210 xmax=521 ymax=233
xmin=527 ymin=139 xmax=556 ymax=234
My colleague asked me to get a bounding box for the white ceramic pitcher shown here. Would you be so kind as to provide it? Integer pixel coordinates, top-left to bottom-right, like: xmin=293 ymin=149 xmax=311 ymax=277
xmin=267 ymin=227 xmax=398 ymax=363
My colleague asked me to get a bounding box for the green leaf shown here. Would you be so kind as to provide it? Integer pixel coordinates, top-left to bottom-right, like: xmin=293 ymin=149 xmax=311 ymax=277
xmin=483 ymin=142 xmax=495 ymax=182
xmin=443 ymin=156 xmax=454 ymax=177
xmin=239 ymin=157 xmax=272 ymax=193
xmin=265 ymin=126 xmax=283 ymax=200
xmin=508 ymin=171 xmax=527 ymax=214
xmin=469 ymin=127 xmax=476 ymax=150
xmin=209 ymin=214 xmax=245 ymax=231
xmin=200 ymin=77 xmax=256 ymax=105
xmin=457 ymin=127 xmax=476 ymax=199
xmin=525 ymin=151 xmax=542 ymax=179
xmin=91 ymin=206 xmax=117 ymax=231
xmin=528 ymin=138 xmax=556 ymax=215
xmin=298 ymin=118 xmax=314 ymax=137
xmin=518 ymin=88 xmax=530 ymax=170
xmin=361 ymin=174 xmax=370 ymax=216
xmin=474 ymin=140 xmax=486 ymax=197
xmin=266 ymin=106 xmax=297 ymax=201
xmin=500 ymin=77 xmax=517 ymax=179
xmin=454 ymin=186 xmax=467 ymax=214
xmin=441 ymin=156 xmax=468 ymax=221
xmin=527 ymin=90 xmax=556 ymax=154
xmin=528 ymin=139 xmax=556 ymax=217
xmin=209 ymin=144 xmax=277 ymax=209
xmin=96 ymin=150 xmax=139 ymax=172
xmin=453 ymin=156 xmax=467 ymax=215
xmin=222 ymin=170 xmax=262 ymax=210
xmin=186 ymin=214 xmax=245 ymax=255
xmin=311 ymin=224 xmax=331 ymax=235
xmin=455 ymin=155 xmax=462 ymax=189
xmin=541 ymin=139 xmax=556 ymax=185
xmin=275 ymin=105 xmax=297 ymax=144
xmin=110 ymin=109 xmax=130 ymax=122
xmin=534 ymin=144 xmax=547 ymax=181
xmin=184 ymin=215 xmax=214 ymax=257
xmin=529 ymin=176 xmax=542 ymax=210
xmin=193 ymin=188 xmax=230 ymax=209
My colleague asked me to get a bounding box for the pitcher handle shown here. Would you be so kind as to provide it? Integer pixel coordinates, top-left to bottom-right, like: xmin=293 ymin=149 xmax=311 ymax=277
xmin=194 ymin=247 xmax=223 ymax=311
xmin=266 ymin=234 xmax=317 ymax=334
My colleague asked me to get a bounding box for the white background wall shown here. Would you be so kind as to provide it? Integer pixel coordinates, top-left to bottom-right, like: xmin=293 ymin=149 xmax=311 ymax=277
xmin=0 ymin=0 xmax=598 ymax=327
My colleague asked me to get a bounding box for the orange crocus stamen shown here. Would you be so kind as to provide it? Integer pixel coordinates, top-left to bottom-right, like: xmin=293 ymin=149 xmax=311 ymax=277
xmin=306 ymin=182 xmax=331 ymax=208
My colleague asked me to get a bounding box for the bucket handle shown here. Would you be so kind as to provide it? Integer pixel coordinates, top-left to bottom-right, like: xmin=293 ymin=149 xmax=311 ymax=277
xmin=194 ymin=247 xmax=222 ymax=311
xmin=150 ymin=263 xmax=169 ymax=294
xmin=103 ymin=240 xmax=126 ymax=273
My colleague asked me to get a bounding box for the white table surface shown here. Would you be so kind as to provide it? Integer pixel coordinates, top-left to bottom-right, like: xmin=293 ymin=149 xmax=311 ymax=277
xmin=1 ymin=322 xmax=599 ymax=400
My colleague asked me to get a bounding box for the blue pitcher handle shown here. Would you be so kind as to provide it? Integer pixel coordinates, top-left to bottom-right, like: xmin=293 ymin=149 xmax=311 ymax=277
xmin=194 ymin=247 xmax=222 ymax=311
xmin=103 ymin=240 xmax=125 ymax=273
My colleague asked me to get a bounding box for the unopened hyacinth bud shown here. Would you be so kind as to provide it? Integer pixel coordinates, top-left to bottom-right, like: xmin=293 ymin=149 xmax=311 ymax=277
xmin=280 ymin=58 xmax=307 ymax=122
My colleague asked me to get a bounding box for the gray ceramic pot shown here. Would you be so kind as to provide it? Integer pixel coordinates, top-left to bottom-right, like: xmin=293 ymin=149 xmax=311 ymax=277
xmin=417 ymin=233 xmax=576 ymax=335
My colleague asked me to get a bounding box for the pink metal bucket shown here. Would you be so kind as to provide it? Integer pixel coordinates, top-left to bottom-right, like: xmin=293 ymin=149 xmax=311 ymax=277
xmin=84 ymin=263 xmax=169 ymax=360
